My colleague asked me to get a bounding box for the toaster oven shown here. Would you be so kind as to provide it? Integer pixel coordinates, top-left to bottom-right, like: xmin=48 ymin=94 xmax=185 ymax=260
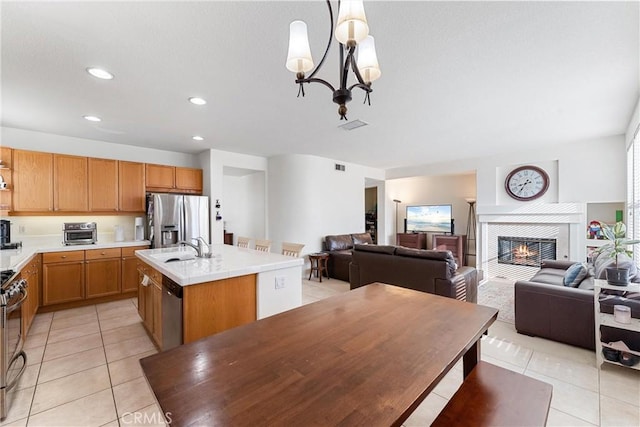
xmin=63 ymin=222 xmax=97 ymax=245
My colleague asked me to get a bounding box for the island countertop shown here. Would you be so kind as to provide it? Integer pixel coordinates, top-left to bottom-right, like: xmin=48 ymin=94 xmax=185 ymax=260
xmin=135 ymin=244 xmax=304 ymax=286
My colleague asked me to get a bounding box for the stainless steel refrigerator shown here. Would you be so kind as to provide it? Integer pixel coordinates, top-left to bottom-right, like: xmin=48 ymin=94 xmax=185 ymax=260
xmin=147 ymin=193 xmax=210 ymax=248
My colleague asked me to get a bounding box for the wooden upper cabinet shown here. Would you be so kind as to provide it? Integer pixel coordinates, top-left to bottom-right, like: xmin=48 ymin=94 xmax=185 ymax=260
xmin=175 ymin=167 xmax=203 ymax=192
xmin=0 ymin=147 xmax=13 ymax=212
xmin=88 ymin=158 xmax=118 ymax=211
xmin=119 ymin=161 xmax=145 ymax=212
xmin=146 ymin=164 xmax=175 ymax=189
xmin=13 ymin=150 xmax=54 ymax=212
xmin=54 ymin=154 xmax=88 ymax=212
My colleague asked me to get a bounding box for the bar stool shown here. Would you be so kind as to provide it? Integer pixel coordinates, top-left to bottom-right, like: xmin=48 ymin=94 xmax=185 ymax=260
xmin=282 ymin=242 xmax=305 ymax=257
xmin=308 ymin=253 xmax=329 ymax=282
xmin=255 ymin=239 xmax=272 ymax=252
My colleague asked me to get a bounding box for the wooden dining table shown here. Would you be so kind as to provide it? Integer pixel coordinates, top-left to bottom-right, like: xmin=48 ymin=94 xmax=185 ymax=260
xmin=140 ymin=283 xmax=498 ymax=427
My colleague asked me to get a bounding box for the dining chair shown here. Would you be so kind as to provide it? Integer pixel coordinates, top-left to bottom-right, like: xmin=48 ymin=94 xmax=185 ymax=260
xmin=281 ymin=242 xmax=305 ymax=257
xmin=237 ymin=236 xmax=251 ymax=249
xmin=255 ymin=239 xmax=272 ymax=252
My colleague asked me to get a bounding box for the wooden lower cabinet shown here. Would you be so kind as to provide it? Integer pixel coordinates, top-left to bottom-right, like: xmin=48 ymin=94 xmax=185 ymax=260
xmin=123 ymin=246 xmax=149 ymax=292
xmin=42 ymin=246 xmax=142 ymax=309
xmin=43 ymin=258 xmax=85 ymax=306
xmin=86 ymin=258 xmax=121 ymax=298
xmin=138 ymin=261 xmax=161 ymax=347
xmin=21 ymin=255 xmax=41 ymax=334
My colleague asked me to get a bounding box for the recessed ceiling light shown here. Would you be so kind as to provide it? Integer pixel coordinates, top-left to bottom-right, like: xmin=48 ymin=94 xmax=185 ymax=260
xmin=192 ymin=136 xmax=204 ymax=141
xmin=86 ymin=67 xmax=114 ymax=80
xmin=83 ymin=115 xmax=102 ymax=122
xmin=188 ymin=97 xmax=207 ymax=106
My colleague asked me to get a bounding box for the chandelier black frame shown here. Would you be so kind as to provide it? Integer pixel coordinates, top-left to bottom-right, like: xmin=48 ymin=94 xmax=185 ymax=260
xmin=291 ymin=0 xmax=375 ymax=120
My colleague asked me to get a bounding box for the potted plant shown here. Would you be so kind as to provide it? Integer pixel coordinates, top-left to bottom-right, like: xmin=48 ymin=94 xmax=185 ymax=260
xmin=597 ymin=221 xmax=640 ymax=285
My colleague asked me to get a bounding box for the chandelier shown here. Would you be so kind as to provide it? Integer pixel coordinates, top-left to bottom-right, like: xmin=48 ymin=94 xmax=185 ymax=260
xmin=285 ymin=0 xmax=381 ymax=120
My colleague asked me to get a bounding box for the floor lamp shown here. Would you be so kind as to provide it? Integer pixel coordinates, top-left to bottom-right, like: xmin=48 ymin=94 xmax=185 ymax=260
xmin=393 ymin=199 xmax=401 ymax=243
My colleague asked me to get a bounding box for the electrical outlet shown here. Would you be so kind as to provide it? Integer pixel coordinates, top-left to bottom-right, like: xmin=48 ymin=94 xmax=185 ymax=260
xmin=275 ymin=276 xmax=286 ymax=289
xmin=18 ymin=225 xmax=25 ymax=234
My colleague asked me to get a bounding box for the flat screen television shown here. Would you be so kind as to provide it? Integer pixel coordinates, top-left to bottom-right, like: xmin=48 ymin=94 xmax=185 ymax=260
xmin=406 ymin=204 xmax=452 ymax=233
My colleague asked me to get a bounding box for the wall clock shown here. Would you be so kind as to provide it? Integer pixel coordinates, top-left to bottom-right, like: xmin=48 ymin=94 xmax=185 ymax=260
xmin=504 ymin=165 xmax=549 ymax=201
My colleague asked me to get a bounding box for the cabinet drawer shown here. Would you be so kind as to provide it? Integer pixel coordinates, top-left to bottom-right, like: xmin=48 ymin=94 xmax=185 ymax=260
xmin=122 ymin=245 xmax=149 ymax=257
xmin=43 ymin=251 xmax=85 ymax=263
xmin=86 ymin=247 xmax=121 ymax=260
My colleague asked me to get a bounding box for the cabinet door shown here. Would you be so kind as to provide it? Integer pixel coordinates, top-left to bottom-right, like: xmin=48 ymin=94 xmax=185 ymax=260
xmin=42 ymin=261 xmax=85 ymax=305
xmin=54 ymin=154 xmax=88 ymax=211
xmin=175 ymin=167 xmax=202 ymax=193
xmin=145 ymin=164 xmax=175 ymax=190
xmin=144 ymin=281 xmax=154 ymax=334
xmin=13 ymin=150 xmax=53 ymax=212
xmin=85 ymin=258 xmax=121 ymax=298
xmin=89 ymin=158 xmax=118 ymax=211
xmin=122 ymin=256 xmax=140 ymax=293
xmin=119 ymin=161 xmax=146 ymax=212
xmin=152 ymin=282 xmax=162 ymax=347
xmin=0 ymin=146 xmax=12 ymax=213
xmin=138 ymin=270 xmax=147 ymax=321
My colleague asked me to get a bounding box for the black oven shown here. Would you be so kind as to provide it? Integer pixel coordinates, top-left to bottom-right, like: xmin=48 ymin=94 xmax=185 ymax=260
xmin=0 ymin=270 xmax=27 ymax=421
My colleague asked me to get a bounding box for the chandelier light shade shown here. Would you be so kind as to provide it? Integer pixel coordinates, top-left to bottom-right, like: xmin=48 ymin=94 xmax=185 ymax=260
xmin=285 ymin=0 xmax=381 ymax=120
xmin=356 ymin=36 xmax=381 ymax=83
xmin=335 ymin=0 xmax=369 ymax=46
xmin=286 ymin=21 xmax=314 ymax=74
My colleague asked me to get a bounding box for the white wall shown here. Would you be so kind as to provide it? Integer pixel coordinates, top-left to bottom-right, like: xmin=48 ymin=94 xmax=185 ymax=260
xmin=1 ymin=127 xmax=199 ymax=167
xmin=627 ymin=97 xmax=640 ymax=149
xmin=268 ymin=154 xmax=384 ymax=255
xmin=385 ymin=173 xmax=476 ymax=251
xmin=202 ymin=149 xmax=268 ymax=244
xmin=387 ymin=135 xmax=626 ymax=205
xmin=223 ymin=172 xmax=265 ymax=244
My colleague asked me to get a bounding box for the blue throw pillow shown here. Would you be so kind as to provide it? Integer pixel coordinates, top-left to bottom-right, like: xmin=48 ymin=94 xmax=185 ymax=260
xmin=564 ymin=263 xmax=588 ymax=287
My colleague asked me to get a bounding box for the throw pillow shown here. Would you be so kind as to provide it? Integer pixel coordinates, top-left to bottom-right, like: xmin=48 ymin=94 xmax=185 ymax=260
xmin=564 ymin=263 xmax=589 ymax=287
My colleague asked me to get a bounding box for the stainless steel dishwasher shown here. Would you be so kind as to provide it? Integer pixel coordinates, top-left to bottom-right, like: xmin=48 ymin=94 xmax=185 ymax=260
xmin=162 ymin=276 xmax=183 ymax=351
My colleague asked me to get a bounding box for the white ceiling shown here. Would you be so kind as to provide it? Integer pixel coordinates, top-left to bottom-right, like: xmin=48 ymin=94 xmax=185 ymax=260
xmin=2 ymin=1 xmax=638 ymax=171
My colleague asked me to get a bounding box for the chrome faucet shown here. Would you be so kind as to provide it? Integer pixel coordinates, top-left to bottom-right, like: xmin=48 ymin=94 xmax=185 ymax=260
xmin=178 ymin=237 xmax=211 ymax=258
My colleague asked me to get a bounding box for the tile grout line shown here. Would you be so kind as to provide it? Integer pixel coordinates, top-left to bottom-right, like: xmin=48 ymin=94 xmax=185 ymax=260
xmin=96 ymin=302 xmax=121 ymax=427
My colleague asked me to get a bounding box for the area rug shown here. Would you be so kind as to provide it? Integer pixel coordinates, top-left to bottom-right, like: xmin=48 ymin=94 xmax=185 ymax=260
xmin=477 ymin=279 xmax=515 ymax=324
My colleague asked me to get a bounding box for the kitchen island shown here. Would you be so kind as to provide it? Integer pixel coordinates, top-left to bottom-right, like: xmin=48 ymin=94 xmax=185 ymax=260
xmin=135 ymin=244 xmax=304 ymax=346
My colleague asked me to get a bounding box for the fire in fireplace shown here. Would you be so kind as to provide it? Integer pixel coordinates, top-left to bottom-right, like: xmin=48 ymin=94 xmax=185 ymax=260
xmin=498 ymin=236 xmax=556 ymax=267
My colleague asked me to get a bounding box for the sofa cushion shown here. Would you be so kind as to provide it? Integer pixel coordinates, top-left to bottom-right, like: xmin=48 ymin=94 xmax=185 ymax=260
xmin=529 ymin=268 xmax=566 ymax=287
xmin=563 ymin=263 xmax=589 ymax=287
xmin=352 ymin=233 xmax=373 ymax=245
xmin=354 ymin=244 xmax=396 ymax=255
xmin=325 ymin=234 xmax=353 ymax=251
xmin=395 ymin=247 xmax=458 ymax=274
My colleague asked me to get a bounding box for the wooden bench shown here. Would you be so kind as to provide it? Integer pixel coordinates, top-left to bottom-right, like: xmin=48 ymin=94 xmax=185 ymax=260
xmin=432 ymin=361 xmax=553 ymax=427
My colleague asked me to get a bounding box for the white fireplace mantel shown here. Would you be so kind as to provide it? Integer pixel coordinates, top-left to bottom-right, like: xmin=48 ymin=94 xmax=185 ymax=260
xmin=476 ymin=203 xmax=588 ymax=280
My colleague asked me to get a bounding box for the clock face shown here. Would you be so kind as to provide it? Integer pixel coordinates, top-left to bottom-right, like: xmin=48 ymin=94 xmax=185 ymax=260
xmin=505 ymin=166 xmax=549 ymax=201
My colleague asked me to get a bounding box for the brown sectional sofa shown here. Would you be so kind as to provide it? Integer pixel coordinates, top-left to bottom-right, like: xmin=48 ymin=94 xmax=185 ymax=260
xmin=323 ymin=233 xmax=373 ymax=281
xmin=349 ymin=244 xmax=478 ymax=303
xmin=515 ymin=254 xmax=640 ymax=351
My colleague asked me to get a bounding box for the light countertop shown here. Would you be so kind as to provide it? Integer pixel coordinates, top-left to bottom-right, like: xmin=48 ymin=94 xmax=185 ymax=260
xmin=136 ymin=244 xmax=304 ymax=286
xmin=0 ymin=235 xmax=151 ymax=272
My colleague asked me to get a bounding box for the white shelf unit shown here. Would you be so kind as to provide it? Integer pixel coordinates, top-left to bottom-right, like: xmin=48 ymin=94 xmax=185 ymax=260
xmin=594 ymin=279 xmax=640 ymax=370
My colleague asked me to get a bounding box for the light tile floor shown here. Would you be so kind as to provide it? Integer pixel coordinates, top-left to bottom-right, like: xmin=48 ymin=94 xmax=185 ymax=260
xmin=2 ymin=280 xmax=638 ymax=426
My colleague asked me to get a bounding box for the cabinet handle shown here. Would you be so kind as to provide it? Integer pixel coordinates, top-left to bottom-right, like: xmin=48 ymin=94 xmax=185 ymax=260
xmin=61 ymin=255 xmax=67 ymax=259
xmin=101 ymin=252 xmax=106 ymax=255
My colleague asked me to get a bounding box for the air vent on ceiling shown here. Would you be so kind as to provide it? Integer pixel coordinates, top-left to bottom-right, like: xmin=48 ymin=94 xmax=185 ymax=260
xmin=338 ymin=119 xmax=368 ymax=131
xmin=335 ymin=163 xmax=346 ymax=172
